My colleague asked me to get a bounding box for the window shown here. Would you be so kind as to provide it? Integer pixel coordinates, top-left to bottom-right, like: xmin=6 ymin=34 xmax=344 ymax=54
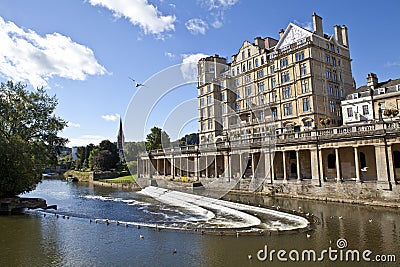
xmin=257 ymin=82 xmax=264 ymax=93
xmin=271 ymin=91 xmax=277 ymax=102
xmin=334 ymin=85 xmax=339 ymax=99
xmin=235 ymin=78 xmax=240 ymax=87
xmin=332 ymin=57 xmax=336 ymax=67
xmin=270 ymin=65 xmax=275 ymax=74
xmin=242 ymin=51 xmax=245 ymax=60
xmin=271 ymin=78 xmax=276 ymax=88
xmin=326 ymin=54 xmax=331 ymax=63
xmin=200 ymin=108 xmax=205 ymax=117
xmin=248 ymin=61 xmax=252 ymax=70
xmin=347 ymin=107 xmax=353 ymax=117
xmin=328 ymin=84 xmax=333 ymax=95
xmin=222 ymin=104 xmax=227 ymax=114
xmin=301 ymin=80 xmax=309 ymax=93
xmin=259 ymin=111 xmax=264 ymax=121
xmin=235 ymin=89 xmax=241 ymax=98
xmin=245 ymin=86 xmax=252 ymax=96
xmin=330 ymin=44 xmax=335 ymax=52
xmin=283 ymin=103 xmax=293 ymax=116
xmin=247 ymin=49 xmax=251 ymax=57
xmin=232 ymin=69 xmax=235 ymax=76
xmin=281 ymin=71 xmax=290 ymax=83
xmin=207 ymin=85 xmax=211 ymax=92
xmin=338 ymin=59 xmax=341 ymax=66
xmin=295 ymin=51 xmax=305 ymax=62
xmin=221 ymin=92 xmax=226 ymax=101
xmin=300 ymin=63 xmax=307 ymax=75
xmin=200 ymin=98 xmax=205 ymax=106
xmin=333 ymin=70 xmax=337 ymax=82
xmin=340 ymin=87 xmax=344 ymax=98
xmin=244 ymin=74 xmax=251 ymax=83
xmin=326 ymin=68 xmax=332 ymax=79
xmin=303 ymin=97 xmax=310 ymax=112
xmin=326 ymin=43 xmax=329 ymax=49
xmin=237 ymin=67 xmax=240 ymax=75
xmin=200 ymin=88 xmax=204 ymax=95
xmin=282 ymin=86 xmax=291 ymax=99
xmin=207 ymin=95 xmax=212 ymax=105
xmin=272 ymin=108 xmax=278 ymax=119
xmin=209 ymin=66 xmax=215 ymax=72
xmin=255 ymin=58 xmax=259 ymax=67
xmin=235 ymin=102 xmax=240 ymax=111
xmin=362 ymin=105 xmax=369 ymax=115
xmin=330 ymin=100 xmax=335 ymax=112
xmin=261 ymin=56 xmax=265 ymax=65
xmin=207 ymin=106 xmax=213 ymax=116
xmin=242 ymin=64 xmax=246 ymax=72
xmin=257 ymin=69 xmax=264 ymax=78
xmin=208 ymin=119 xmax=212 ymax=129
xmin=280 ymin=57 xmax=289 ymax=68
xmin=259 ymin=96 xmax=265 ymax=105
xmin=328 ymin=154 xmax=336 ymax=169
xmin=245 ymin=99 xmax=252 ymax=109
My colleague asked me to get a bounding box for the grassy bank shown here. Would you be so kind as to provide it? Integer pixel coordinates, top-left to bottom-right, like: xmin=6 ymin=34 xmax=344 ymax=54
xmin=100 ymin=174 xmax=137 ymax=184
xmin=63 ymin=170 xmax=91 ymax=181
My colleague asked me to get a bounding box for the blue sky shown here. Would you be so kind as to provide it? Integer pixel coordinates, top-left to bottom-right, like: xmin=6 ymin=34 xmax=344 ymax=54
xmin=0 ymin=0 xmax=399 ymax=146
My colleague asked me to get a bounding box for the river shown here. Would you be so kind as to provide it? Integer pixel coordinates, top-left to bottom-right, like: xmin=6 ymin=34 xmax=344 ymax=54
xmin=0 ymin=179 xmax=399 ymax=266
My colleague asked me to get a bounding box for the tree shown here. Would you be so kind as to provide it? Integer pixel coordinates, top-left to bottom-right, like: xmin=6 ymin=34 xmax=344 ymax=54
xmin=93 ymin=150 xmax=119 ymax=171
xmin=178 ymin=133 xmax=199 ymax=146
xmin=145 ymin=127 xmax=170 ymax=151
xmin=124 ymin=141 xmax=146 ymax=162
xmin=0 ymin=81 xmax=67 ymax=197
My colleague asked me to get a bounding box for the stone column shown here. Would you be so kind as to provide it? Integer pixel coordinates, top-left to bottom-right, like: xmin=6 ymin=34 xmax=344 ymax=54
xmin=186 ymin=157 xmax=189 ymax=177
xmin=251 ymin=153 xmax=255 ymax=179
xmin=387 ymin=145 xmax=396 ymax=186
xmin=319 ymin=149 xmax=324 ymax=182
xmin=354 ymin=146 xmax=361 ymax=182
xmin=172 ymin=156 xmax=175 ymax=179
xmin=194 ymin=156 xmax=199 ymax=181
xmin=296 ymin=150 xmax=301 ymax=181
xmin=375 ymin=144 xmax=391 ymax=189
xmin=310 ymin=149 xmax=320 ymax=185
xmin=163 ymin=159 xmax=166 ymax=176
xmin=239 ymin=154 xmax=243 ymax=178
xmin=335 ymin=148 xmax=341 ymax=182
xmin=214 ymin=156 xmax=218 ymax=178
xmin=205 ymin=156 xmax=209 ymax=178
xmin=282 ymin=151 xmax=287 ymax=182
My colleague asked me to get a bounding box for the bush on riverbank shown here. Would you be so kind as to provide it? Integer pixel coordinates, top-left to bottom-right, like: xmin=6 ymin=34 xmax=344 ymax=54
xmin=63 ymin=170 xmax=91 ymax=181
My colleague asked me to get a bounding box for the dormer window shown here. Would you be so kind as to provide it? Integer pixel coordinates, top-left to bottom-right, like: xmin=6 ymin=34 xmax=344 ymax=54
xmin=352 ymin=93 xmax=359 ymax=99
xmin=378 ymin=88 xmax=386 ymax=95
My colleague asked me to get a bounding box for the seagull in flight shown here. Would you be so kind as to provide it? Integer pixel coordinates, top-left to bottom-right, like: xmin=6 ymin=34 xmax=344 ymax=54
xmin=128 ymin=77 xmax=146 ymax=88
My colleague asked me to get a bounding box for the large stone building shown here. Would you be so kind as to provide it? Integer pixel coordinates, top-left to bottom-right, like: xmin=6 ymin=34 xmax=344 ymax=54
xmin=138 ymin=14 xmax=400 ymax=203
xmin=198 ymin=13 xmax=354 ymax=144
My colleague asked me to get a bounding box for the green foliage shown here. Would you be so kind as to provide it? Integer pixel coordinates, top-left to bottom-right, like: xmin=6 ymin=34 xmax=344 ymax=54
xmin=178 ymin=133 xmax=199 ymax=146
xmin=124 ymin=141 xmax=146 ymax=161
xmin=88 ymin=147 xmax=100 ymax=170
xmin=0 ymin=81 xmax=67 ymax=197
xmin=93 ymin=150 xmax=119 ymax=171
xmin=145 ymin=127 xmax=170 ymax=151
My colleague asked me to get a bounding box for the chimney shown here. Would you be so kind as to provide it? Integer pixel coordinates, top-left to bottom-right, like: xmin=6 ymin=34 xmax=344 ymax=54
xmin=341 ymin=25 xmax=349 ymax=47
xmin=366 ymin=73 xmax=378 ymax=89
xmin=254 ymin=37 xmax=265 ymax=48
xmin=334 ymin=25 xmax=343 ymax=45
xmin=312 ymin=12 xmax=323 ymax=36
xmin=279 ymin=29 xmax=284 ymax=39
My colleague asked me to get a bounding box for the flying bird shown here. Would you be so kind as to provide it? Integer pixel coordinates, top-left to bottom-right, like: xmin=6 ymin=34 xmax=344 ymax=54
xmin=128 ymin=77 xmax=146 ymax=88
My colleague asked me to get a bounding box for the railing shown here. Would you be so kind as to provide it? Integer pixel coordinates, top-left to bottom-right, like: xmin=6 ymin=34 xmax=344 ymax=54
xmin=139 ymin=121 xmax=400 ymax=157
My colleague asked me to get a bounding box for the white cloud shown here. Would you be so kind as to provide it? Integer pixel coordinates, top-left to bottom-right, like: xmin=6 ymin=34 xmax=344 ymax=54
xmin=293 ymin=20 xmax=313 ymax=32
xmin=164 ymin=52 xmax=175 ymax=59
xmin=180 ymin=53 xmax=208 ymax=81
xmin=385 ymin=61 xmax=400 ymax=67
xmin=0 ymin=16 xmax=107 ymax=89
xmin=101 ymin=113 xmax=120 ymax=121
xmin=67 ymin=134 xmax=112 ymax=147
xmin=199 ymin=0 xmax=238 ymax=29
xmin=88 ymin=0 xmax=176 ymax=36
xmin=203 ymin=0 xmax=238 ymax=9
xmin=67 ymin=121 xmax=81 ymax=128
xmin=185 ymin=18 xmax=208 ymax=35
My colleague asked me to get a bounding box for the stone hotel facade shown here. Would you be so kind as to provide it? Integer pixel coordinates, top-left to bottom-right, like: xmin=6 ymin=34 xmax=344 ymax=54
xmin=138 ymin=14 xmax=400 ymax=201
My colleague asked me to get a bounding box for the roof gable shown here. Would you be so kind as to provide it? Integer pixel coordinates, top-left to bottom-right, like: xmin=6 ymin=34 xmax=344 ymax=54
xmin=275 ymin=23 xmax=312 ymax=50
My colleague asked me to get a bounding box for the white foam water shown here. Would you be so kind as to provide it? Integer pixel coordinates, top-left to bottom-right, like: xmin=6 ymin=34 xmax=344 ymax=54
xmin=139 ymin=186 xmax=309 ymax=231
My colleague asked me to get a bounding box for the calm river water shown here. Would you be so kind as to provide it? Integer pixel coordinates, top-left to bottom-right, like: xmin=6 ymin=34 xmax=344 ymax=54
xmin=0 ymin=179 xmax=399 ymax=266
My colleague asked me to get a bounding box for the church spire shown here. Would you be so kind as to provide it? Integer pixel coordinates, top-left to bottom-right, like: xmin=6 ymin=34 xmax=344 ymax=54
xmin=117 ymin=117 xmax=124 ymax=159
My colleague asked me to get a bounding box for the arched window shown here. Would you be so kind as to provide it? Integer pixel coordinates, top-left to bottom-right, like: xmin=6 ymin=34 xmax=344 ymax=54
xmin=393 ymin=151 xmax=400 ymax=168
xmin=327 ymin=154 xmax=335 ymax=169
xmin=360 ymin=152 xmax=367 ymax=169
